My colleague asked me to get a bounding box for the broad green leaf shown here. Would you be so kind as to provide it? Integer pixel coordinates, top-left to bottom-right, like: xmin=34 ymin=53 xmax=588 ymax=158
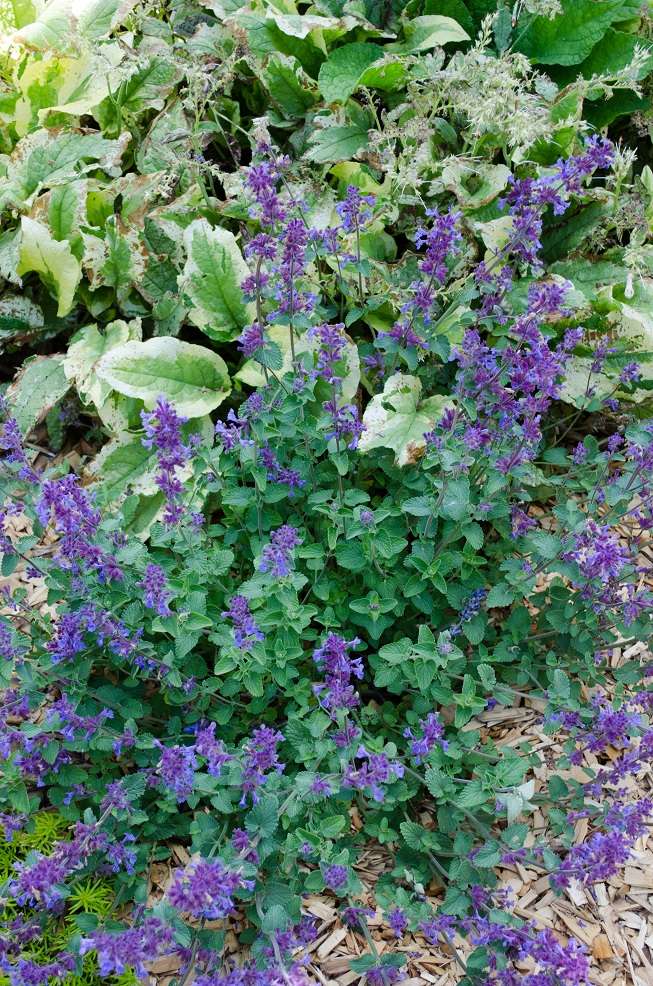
xmin=515 ymin=0 xmax=630 ymax=66
xmin=557 ymin=29 xmax=653 ymax=84
xmin=96 ymin=337 xmax=231 ymax=417
xmin=358 ymin=57 xmax=407 ymax=92
xmin=263 ymin=55 xmax=316 ymax=117
xmin=7 ymin=355 xmax=69 ymax=435
xmin=64 ymin=318 xmax=142 ymax=408
xmin=304 ymin=123 xmax=370 ymax=164
xmin=390 ymin=15 xmax=469 ymax=53
xmin=180 ymin=219 xmax=254 ymax=342
xmin=17 ymin=217 xmax=81 ymax=316
xmin=236 ymin=324 xmax=360 ymax=402
xmin=359 ymin=373 xmax=453 ymax=466
xmin=318 ymin=43 xmax=383 ymax=103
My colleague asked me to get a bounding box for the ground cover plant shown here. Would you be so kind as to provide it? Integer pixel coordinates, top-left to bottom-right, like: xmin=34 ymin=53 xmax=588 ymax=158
xmin=2 ymin=1 xmax=653 ymax=985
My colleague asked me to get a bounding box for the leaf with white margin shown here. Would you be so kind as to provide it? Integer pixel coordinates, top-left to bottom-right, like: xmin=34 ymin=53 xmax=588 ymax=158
xmin=96 ymin=337 xmax=231 ymax=417
xmin=7 ymin=354 xmax=69 ymax=435
xmin=359 ymin=373 xmax=453 ymax=466
xmin=180 ymin=219 xmax=255 ymax=342
xmin=235 ymin=324 xmax=360 ymax=403
xmin=17 ymin=217 xmax=81 ymax=317
xmin=64 ymin=318 xmax=142 ymax=409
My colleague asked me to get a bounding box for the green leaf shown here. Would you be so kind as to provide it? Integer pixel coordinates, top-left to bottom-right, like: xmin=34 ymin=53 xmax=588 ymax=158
xmin=359 ymin=373 xmax=453 ymax=466
xmin=515 ymin=0 xmax=630 ymax=66
xmin=557 ymin=29 xmax=653 ymax=83
xmin=17 ymin=217 xmax=81 ymax=316
xmin=486 ymin=583 xmax=515 ymax=608
xmin=48 ymin=180 xmax=86 ymax=242
xmin=263 ymin=55 xmax=316 ymax=117
xmin=440 ymin=478 xmax=470 ymax=522
xmin=181 ymin=219 xmax=255 ymax=342
xmin=391 ymin=15 xmax=469 ymax=53
xmin=304 ymin=122 xmax=370 ymax=164
xmin=96 ymin=337 xmax=231 ymax=417
xmin=7 ymin=355 xmax=69 ymax=435
xmin=318 ymin=43 xmax=383 ymax=103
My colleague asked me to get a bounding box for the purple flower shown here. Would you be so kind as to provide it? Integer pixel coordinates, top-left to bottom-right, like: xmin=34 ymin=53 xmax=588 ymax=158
xmin=322 ymin=863 xmax=348 ymax=892
xmin=619 ymin=361 xmax=641 ymax=385
xmin=222 ymin=595 xmax=264 ymax=650
xmin=156 ymin=744 xmax=197 ymax=802
xmin=313 ymin=633 xmax=363 ymax=718
xmin=0 ymin=813 xmax=26 ymax=842
xmin=167 ymin=858 xmax=254 ymax=919
xmin=138 ymin=563 xmax=172 ymax=617
xmin=387 ymin=907 xmax=408 ymax=938
xmin=0 ymin=410 xmax=38 ymax=483
xmin=80 ymin=918 xmax=174 ymax=978
xmin=415 ymin=207 xmax=462 ymax=283
xmin=240 ymin=725 xmax=285 ymax=804
xmin=563 ymin=520 xmax=630 ymax=582
xmin=238 ymin=322 xmax=266 ymax=358
xmin=335 ymin=185 xmax=375 ymax=231
xmin=107 ymin=833 xmax=137 ymax=874
xmin=141 ymin=398 xmax=192 ymax=525
xmin=323 ymin=399 xmax=364 ymax=450
xmin=342 ymin=906 xmax=375 ymax=929
xmin=36 ymin=476 xmax=120 ymax=582
xmin=259 ymin=525 xmax=302 ymax=577
xmin=342 ymin=746 xmax=404 ymax=802
xmin=195 ymin=721 xmax=232 ymax=776
xmin=309 ymin=322 xmax=348 ymax=384
xmin=403 ymin=712 xmax=447 ymax=763
xmin=215 ymin=409 xmax=253 ymax=451
xmin=450 ymin=588 xmax=487 ymax=636
xmin=231 ymin=828 xmax=259 ymax=864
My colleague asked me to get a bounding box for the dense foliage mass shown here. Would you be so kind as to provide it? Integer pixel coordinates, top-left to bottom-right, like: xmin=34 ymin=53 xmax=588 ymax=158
xmin=2 ymin=1 xmax=653 ymax=985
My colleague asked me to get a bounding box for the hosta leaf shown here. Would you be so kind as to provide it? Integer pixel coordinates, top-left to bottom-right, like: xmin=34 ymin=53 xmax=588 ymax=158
xmin=515 ymin=0 xmax=630 ymax=66
xmin=181 ymin=219 xmax=254 ymax=342
xmin=96 ymin=337 xmax=231 ymax=417
xmin=318 ymin=43 xmax=383 ymax=104
xmin=17 ymin=217 xmax=81 ymax=316
xmin=359 ymin=373 xmax=453 ymax=466
xmin=7 ymin=355 xmax=69 ymax=435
